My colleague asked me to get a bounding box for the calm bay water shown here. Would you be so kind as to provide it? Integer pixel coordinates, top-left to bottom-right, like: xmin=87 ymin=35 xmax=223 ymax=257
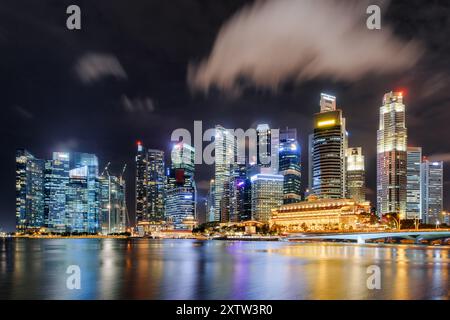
xmin=0 ymin=238 xmax=448 ymax=300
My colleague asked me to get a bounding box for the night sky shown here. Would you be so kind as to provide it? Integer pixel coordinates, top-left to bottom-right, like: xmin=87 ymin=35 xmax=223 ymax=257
xmin=1 ymin=0 xmax=450 ymax=231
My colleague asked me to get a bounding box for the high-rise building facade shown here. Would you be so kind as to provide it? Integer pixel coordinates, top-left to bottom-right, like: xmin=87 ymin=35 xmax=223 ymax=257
xmin=166 ymin=142 xmax=196 ymax=229
xmin=135 ymin=142 xmax=148 ymax=223
xmin=421 ymin=159 xmax=443 ymax=224
xmin=377 ymin=91 xmax=407 ymax=218
xmin=214 ymin=125 xmax=235 ymax=222
xmin=15 ymin=149 xmax=45 ymax=233
xmin=406 ymin=147 xmax=422 ymax=220
xmin=229 ymin=164 xmax=252 ymax=222
xmin=256 ymin=124 xmax=279 ymax=173
xmin=279 ymin=128 xmax=302 ymax=204
xmin=100 ymin=174 xmax=126 ymax=234
xmin=250 ymin=173 xmax=283 ymax=222
xmin=147 ymin=149 xmax=166 ymax=221
xmin=345 ymin=147 xmax=366 ymax=203
xmin=135 ymin=143 xmax=166 ymax=223
xmin=44 ymin=152 xmax=70 ymax=232
xmin=68 ymin=152 xmax=100 ymax=233
xmin=311 ymin=93 xmax=347 ymax=199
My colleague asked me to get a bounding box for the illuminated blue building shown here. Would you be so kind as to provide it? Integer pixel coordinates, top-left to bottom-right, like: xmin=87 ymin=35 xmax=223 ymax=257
xmin=165 ymin=143 xmax=197 ymax=229
xmin=44 ymin=152 xmax=70 ymax=232
xmin=15 ymin=149 xmax=45 ymax=233
xmin=279 ymin=128 xmax=302 ymax=204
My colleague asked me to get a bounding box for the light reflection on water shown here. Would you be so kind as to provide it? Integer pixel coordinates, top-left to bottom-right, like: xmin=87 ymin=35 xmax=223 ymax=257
xmin=0 ymin=238 xmax=448 ymax=300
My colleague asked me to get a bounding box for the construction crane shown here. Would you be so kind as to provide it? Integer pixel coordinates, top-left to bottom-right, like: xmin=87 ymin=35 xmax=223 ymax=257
xmin=101 ymin=162 xmax=111 ymax=177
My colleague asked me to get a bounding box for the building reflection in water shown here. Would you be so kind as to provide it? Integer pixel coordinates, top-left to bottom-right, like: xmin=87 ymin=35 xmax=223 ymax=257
xmin=0 ymin=239 xmax=448 ymax=299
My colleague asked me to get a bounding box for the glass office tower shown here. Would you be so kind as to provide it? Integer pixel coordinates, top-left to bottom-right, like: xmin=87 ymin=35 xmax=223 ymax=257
xmin=15 ymin=149 xmax=45 ymax=233
xmin=311 ymin=94 xmax=347 ymax=199
xmin=250 ymin=173 xmax=284 ymax=222
xmin=377 ymin=91 xmax=407 ymax=219
xmin=345 ymin=147 xmax=366 ymax=203
xmin=166 ymin=143 xmax=196 ymax=229
xmin=406 ymin=147 xmax=422 ymax=220
xmin=421 ymin=159 xmax=443 ymax=224
xmin=279 ymin=128 xmax=301 ymax=204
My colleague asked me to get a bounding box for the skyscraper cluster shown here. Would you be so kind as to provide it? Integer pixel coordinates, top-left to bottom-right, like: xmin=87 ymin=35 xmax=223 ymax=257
xmin=16 ymin=150 xmax=127 ymax=234
xmin=135 ymin=141 xmax=196 ymax=230
xmin=16 ymin=92 xmax=446 ymax=233
xmin=377 ymin=92 xmax=445 ymax=225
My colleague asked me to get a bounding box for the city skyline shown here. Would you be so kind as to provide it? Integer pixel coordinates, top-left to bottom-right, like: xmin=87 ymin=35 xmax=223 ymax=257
xmin=2 ymin=0 xmax=450 ymax=231
xmin=13 ymin=89 xmax=447 ymax=232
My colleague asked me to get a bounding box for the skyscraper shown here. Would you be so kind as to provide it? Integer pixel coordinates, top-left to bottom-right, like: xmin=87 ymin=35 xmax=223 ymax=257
xmin=256 ymin=124 xmax=279 ymax=173
xmin=250 ymin=173 xmax=283 ymax=222
xmin=147 ymin=149 xmax=166 ymax=221
xmin=406 ymin=147 xmax=422 ymax=220
xmin=135 ymin=142 xmax=166 ymax=223
xmin=206 ymin=179 xmax=215 ymax=222
xmin=345 ymin=147 xmax=366 ymax=203
xmin=166 ymin=142 xmax=197 ymax=229
xmin=44 ymin=152 xmax=70 ymax=232
xmin=229 ymin=164 xmax=252 ymax=222
xmin=377 ymin=91 xmax=407 ymax=219
xmin=99 ymin=173 xmax=127 ymax=234
xmin=311 ymin=93 xmax=347 ymax=199
xmin=214 ymin=125 xmax=235 ymax=222
xmin=421 ymin=159 xmax=443 ymax=224
xmin=279 ymin=128 xmax=301 ymax=204
xmin=15 ymin=149 xmax=45 ymax=233
xmin=135 ymin=141 xmax=148 ymax=223
xmin=65 ymin=152 xmax=100 ymax=233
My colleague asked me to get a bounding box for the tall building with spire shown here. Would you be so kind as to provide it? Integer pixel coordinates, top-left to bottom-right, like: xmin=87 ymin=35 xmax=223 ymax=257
xmin=376 ymin=91 xmax=407 ymax=219
xmin=311 ymin=93 xmax=347 ymax=199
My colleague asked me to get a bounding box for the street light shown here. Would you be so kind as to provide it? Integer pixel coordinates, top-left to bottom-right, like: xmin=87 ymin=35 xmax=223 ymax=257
xmin=436 ymin=220 xmax=440 ymax=230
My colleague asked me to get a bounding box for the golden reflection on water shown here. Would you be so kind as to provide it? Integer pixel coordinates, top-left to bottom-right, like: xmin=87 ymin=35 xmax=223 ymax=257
xmin=0 ymin=239 xmax=448 ymax=300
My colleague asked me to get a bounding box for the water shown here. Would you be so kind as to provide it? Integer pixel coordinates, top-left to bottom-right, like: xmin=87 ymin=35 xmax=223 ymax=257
xmin=0 ymin=238 xmax=448 ymax=300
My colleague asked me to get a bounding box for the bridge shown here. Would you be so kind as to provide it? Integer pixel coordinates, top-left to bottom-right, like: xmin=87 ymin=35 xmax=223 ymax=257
xmin=286 ymin=230 xmax=450 ymax=244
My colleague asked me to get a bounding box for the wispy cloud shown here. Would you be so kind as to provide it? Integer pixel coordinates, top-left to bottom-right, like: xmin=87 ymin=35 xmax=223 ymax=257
xmin=121 ymin=95 xmax=156 ymax=113
xmin=188 ymin=0 xmax=423 ymax=94
xmin=14 ymin=106 xmax=34 ymax=120
xmin=74 ymin=53 xmax=127 ymax=84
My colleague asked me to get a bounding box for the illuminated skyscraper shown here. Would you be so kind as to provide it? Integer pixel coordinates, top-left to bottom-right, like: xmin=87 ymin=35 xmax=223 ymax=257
xmin=135 ymin=143 xmax=166 ymax=223
xmin=44 ymin=152 xmax=70 ymax=232
xmin=206 ymin=179 xmax=215 ymax=222
xmin=311 ymin=93 xmax=347 ymax=199
xmin=421 ymin=159 xmax=443 ymax=224
xmin=15 ymin=149 xmax=45 ymax=233
xmin=214 ymin=125 xmax=235 ymax=222
xmin=345 ymin=147 xmax=366 ymax=203
xmin=256 ymin=124 xmax=279 ymax=173
xmin=377 ymin=91 xmax=407 ymax=218
xmin=251 ymin=173 xmax=283 ymax=222
xmin=166 ymin=142 xmax=196 ymax=229
xmin=406 ymin=147 xmax=422 ymax=220
xmin=229 ymin=164 xmax=252 ymax=222
xmin=147 ymin=149 xmax=166 ymax=221
xmin=99 ymin=173 xmax=127 ymax=234
xmin=279 ymin=128 xmax=301 ymax=203
xmin=66 ymin=152 xmax=100 ymax=233
xmin=135 ymin=141 xmax=148 ymax=223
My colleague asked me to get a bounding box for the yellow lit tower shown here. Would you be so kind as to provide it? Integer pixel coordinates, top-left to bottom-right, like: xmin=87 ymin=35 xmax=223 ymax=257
xmin=377 ymin=91 xmax=407 ymax=219
xmin=310 ymin=93 xmax=348 ymax=199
